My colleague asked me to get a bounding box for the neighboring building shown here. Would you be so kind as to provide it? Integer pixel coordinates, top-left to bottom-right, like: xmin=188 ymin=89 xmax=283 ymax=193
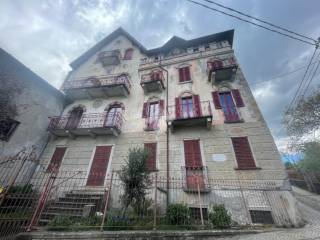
xmin=0 ymin=48 xmax=65 ymax=183
xmin=38 ymin=28 xmax=302 ymax=226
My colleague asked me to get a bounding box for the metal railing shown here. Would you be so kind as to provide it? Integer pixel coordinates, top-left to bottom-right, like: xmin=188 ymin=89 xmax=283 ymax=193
xmin=144 ymin=118 xmax=159 ymax=131
xmin=167 ymin=101 xmax=212 ymax=121
xmin=0 ymin=166 xmax=297 ymax=237
xmin=206 ymin=57 xmax=237 ymax=73
xmin=63 ymin=74 xmax=131 ymax=91
xmin=48 ymin=112 xmax=123 ymax=132
xmin=140 ymin=71 xmax=165 ymax=84
xmin=98 ymin=49 xmax=121 ymax=59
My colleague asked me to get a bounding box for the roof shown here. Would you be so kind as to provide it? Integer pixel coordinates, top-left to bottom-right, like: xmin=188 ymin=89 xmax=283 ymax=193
xmin=0 ymin=48 xmax=65 ymax=98
xmin=70 ymin=28 xmax=234 ymax=69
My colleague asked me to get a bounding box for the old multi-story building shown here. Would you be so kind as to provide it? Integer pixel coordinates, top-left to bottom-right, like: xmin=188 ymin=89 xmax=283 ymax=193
xmin=38 ymin=28 xmax=302 ymax=226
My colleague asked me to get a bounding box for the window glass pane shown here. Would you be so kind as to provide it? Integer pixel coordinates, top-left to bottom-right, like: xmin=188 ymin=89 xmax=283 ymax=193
xmin=182 ymin=97 xmax=193 ymax=118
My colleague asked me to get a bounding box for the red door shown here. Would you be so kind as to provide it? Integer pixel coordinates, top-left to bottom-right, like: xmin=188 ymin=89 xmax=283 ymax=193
xmin=183 ymin=140 xmax=205 ymax=189
xmin=86 ymin=146 xmax=112 ymax=186
xmin=47 ymin=147 xmax=67 ymax=173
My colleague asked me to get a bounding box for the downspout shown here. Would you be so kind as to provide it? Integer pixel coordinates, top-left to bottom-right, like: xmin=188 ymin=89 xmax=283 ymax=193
xmin=158 ymin=62 xmax=169 ymax=208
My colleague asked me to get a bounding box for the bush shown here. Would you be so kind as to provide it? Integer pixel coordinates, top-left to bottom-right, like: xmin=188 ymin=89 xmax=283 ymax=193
xmin=104 ymin=215 xmax=133 ymax=230
xmin=7 ymin=184 xmax=33 ymax=194
xmin=47 ymin=215 xmax=73 ymax=231
xmin=166 ymin=203 xmax=190 ymax=225
xmin=208 ymin=204 xmax=231 ymax=229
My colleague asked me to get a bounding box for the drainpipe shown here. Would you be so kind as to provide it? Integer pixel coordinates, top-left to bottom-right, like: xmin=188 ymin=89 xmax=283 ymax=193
xmin=158 ymin=62 xmax=169 ymax=208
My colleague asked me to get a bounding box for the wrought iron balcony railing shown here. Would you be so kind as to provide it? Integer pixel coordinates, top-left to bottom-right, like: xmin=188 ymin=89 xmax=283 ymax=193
xmin=98 ymin=50 xmax=121 ymax=66
xmin=63 ymin=74 xmax=131 ymax=91
xmin=181 ymin=166 xmax=210 ymax=193
xmin=207 ymin=58 xmax=237 ymax=83
xmin=48 ymin=112 xmax=123 ymax=137
xmin=140 ymin=70 xmax=165 ymax=93
xmin=144 ymin=118 xmax=159 ymax=131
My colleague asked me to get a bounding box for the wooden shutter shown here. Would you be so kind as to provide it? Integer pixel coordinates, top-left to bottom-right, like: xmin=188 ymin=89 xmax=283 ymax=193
xmin=193 ymin=95 xmax=202 ymax=117
xmin=142 ymin=102 xmax=149 ymax=118
xmin=47 ymin=147 xmax=67 ymax=173
xmin=124 ymin=48 xmax=133 ymax=60
xmin=232 ymin=89 xmax=245 ymax=107
xmin=175 ymin=97 xmax=182 ymax=119
xmin=212 ymin=91 xmax=222 ymax=109
xmin=159 ymin=100 xmax=164 ymax=116
xmin=231 ymin=137 xmax=256 ymax=169
xmin=144 ymin=143 xmax=157 ymax=171
xmin=178 ymin=68 xmax=184 ymax=82
xmin=184 ymin=140 xmax=202 ymax=168
xmin=86 ymin=146 xmax=112 ymax=186
xmin=185 ymin=67 xmax=191 ymax=81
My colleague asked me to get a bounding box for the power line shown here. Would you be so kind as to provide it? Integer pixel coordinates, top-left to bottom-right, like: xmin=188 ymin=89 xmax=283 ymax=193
xmin=185 ymin=0 xmax=317 ymax=46
xmin=300 ymin=51 xmax=320 ymax=97
xmin=286 ymin=47 xmax=318 ymax=112
xmin=249 ymin=60 xmax=320 ymax=86
xmin=202 ymin=0 xmax=317 ymax=43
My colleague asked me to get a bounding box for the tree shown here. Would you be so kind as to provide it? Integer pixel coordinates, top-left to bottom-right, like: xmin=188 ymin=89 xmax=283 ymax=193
xmin=298 ymin=141 xmax=320 ymax=171
xmin=283 ymin=87 xmax=320 ymax=149
xmin=119 ymin=147 xmax=151 ymax=217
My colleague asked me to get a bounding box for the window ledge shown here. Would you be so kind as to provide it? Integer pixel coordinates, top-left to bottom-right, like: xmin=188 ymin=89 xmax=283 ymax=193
xmin=224 ymin=119 xmax=244 ymax=124
xmin=234 ymin=167 xmax=262 ymax=171
xmin=178 ymin=80 xmax=193 ymax=84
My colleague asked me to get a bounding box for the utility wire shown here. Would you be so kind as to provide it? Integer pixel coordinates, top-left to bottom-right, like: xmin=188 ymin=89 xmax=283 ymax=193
xmin=185 ymin=0 xmax=317 ymax=46
xmin=300 ymin=51 xmax=320 ymax=98
xmin=286 ymin=47 xmax=318 ymax=112
xmin=250 ymin=60 xmax=320 ymax=86
xmin=202 ymin=0 xmax=317 ymax=43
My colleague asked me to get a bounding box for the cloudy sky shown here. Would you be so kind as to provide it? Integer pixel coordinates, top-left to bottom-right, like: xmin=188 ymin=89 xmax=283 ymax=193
xmin=1 ymin=0 xmax=320 ymax=152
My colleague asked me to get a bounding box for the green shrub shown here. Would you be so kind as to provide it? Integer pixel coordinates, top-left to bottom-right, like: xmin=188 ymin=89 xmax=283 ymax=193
xmin=208 ymin=204 xmax=231 ymax=229
xmin=47 ymin=215 xmax=73 ymax=231
xmin=104 ymin=215 xmax=133 ymax=230
xmin=7 ymin=184 xmax=33 ymax=194
xmin=166 ymin=203 xmax=190 ymax=225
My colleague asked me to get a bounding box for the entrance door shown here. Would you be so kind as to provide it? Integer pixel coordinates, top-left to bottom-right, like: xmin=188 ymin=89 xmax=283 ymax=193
xmin=66 ymin=107 xmax=83 ymax=129
xmin=86 ymin=146 xmax=112 ymax=186
xmin=219 ymin=92 xmax=240 ymax=122
xmin=105 ymin=106 xmax=122 ymax=127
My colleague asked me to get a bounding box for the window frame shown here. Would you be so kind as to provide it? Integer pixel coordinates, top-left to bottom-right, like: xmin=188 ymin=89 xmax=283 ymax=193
xmin=123 ymin=48 xmax=133 ymax=60
xmin=178 ymin=66 xmax=191 ymax=83
xmin=0 ymin=117 xmax=20 ymax=142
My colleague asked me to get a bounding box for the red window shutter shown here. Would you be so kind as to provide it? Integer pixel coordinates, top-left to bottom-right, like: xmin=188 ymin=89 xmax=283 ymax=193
xmin=179 ymin=68 xmax=184 ymax=82
xmin=212 ymin=91 xmax=222 ymax=109
xmin=86 ymin=146 xmax=112 ymax=186
xmin=142 ymin=102 xmax=149 ymax=118
xmin=184 ymin=140 xmax=202 ymax=168
xmin=47 ymin=147 xmax=67 ymax=172
xmin=159 ymin=100 xmax=164 ymax=116
xmin=232 ymin=89 xmax=245 ymax=107
xmin=175 ymin=97 xmax=182 ymax=119
xmin=144 ymin=143 xmax=157 ymax=171
xmin=231 ymin=137 xmax=256 ymax=169
xmin=193 ymin=95 xmax=202 ymax=117
xmin=185 ymin=67 xmax=191 ymax=81
xmin=124 ymin=48 xmax=133 ymax=60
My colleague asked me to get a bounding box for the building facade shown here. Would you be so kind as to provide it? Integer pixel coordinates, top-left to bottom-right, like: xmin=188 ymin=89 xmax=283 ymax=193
xmin=38 ymin=28 xmax=302 ymax=226
xmin=0 ymin=48 xmax=65 ymax=183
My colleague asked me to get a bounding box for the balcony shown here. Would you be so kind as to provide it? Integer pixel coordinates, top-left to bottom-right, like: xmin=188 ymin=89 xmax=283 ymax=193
xmin=62 ymin=74 xmax=131 ymax=100
xmin=167 ymin=101 xmax=213 ymax=132
xmin=140 ymin=71 xmax=165 ymax=93
xmin=182 ymin=166 xmax=210 ymax=193
xmin=98 ymin=50 xmax=121 ymax=66
xmin=207 ymin=58 xmax=237 ymax=84
xmin=48 ymin=112 xmax=123 ymax=137
xmin=144 ymin=118 xmax=159 ymax=131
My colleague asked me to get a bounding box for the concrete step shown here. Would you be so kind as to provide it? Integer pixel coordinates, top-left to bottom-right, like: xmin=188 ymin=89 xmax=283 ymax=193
xmin=46 ymin=206 xmax=83 ymax=213
xmin=51 ymin=201 xmax=97 ymax=208
xmin=59 ymin=196 xmax=102 ymax=203
xmin=41 ymin=211 xmax=83 ymax=219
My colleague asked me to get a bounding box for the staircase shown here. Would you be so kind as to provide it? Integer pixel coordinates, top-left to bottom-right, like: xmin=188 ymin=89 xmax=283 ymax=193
xmin=39 ymin=190 xmax=105 ymax=225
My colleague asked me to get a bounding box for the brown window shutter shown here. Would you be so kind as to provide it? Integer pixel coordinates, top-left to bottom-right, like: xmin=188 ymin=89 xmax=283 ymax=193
xmin=142 ymin=102 xmax=149 ymax=118
xmin=159 ymin=100 xmax=165 ymax=116
xmin=179 ymin=68 xmax=184 ymax=82
xmin=231 ymin=137 xmax=256 ymax=169
xmin=124 ymin=48 xmax=133 ymax=60
xmin=193 ymin=95 xmax=202 ymax=117
xmin=232 ymin=89 xmax=245 ymax=107
xmin=47 ymin=147 xmax=67 ymax=172
xmin=185 ymin=67 xmax=191 ymax=81
xmin=175 ymin=97 xmax=182 ymax=119
xmin=144 ymin=143 xmax=157 ymax=171
xmin=212 ymin=91 xmax=222 ymax=109
xmin=184 ymin=140 xmax=202 ymax=168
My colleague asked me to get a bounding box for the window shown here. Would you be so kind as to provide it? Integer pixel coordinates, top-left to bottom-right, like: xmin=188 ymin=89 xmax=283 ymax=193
xmin=106 ymin=105 xmax=122 ymax=127
xmin=204 ymin=44 xmax=210 ymax=50
xmin=47 ymin=147 xmax=67 ymax=173
xmin=175 ymin=95 xmax=201 ymax=119
xmin=178 ymin=66 xmax=191 ymax=82
xmin=0 ymin=117 xmax=20 ymax=141
xmin=123 ymin=48 xmax=133 ymax=60
xmin=189 ymin=208 xmax=208 ymax=221
xmin=250 ymin=210 xmax=274 ymax=224
xmin=142 ymin=100 xmax=164 ymax=130
xmin=182 ymin=97 xmax=194 ymax=118
xmin=193 ymin=47 xmax=199 ymax=52
xmin=144 ymin=142 xmax=157 ymax=171
xmin=65 ymin=107 xmax=83 ymax=129
xmin=232 ymin=137 xmax=257 ymax=170
xmin=219 ymin=92 xmax=240 ymax=122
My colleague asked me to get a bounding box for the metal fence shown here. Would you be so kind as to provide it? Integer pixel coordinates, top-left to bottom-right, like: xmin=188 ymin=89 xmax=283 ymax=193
xmin=0 ymin=166 xmax=296 ymax=239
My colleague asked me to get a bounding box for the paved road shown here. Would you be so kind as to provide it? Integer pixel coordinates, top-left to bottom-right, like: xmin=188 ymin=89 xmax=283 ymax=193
xmin=224 ymin=201 xmax=320 ymax=240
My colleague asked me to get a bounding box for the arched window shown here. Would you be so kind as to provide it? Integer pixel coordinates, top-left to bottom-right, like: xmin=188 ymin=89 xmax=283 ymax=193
xmin=66 ymin=106 xmax=84 ymax=129
xmin=106 ymin=104 xmax=123 ymax=127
